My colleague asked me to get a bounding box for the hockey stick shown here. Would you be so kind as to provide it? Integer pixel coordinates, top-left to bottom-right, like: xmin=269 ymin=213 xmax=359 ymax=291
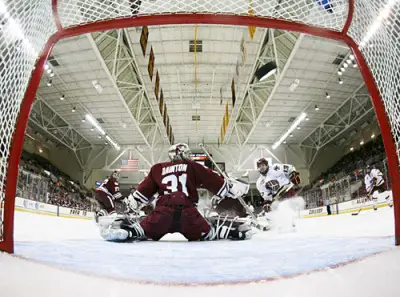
xmin=352 ymin=187 xmax=374 ymax=216
xmin=198 ymin=144 xmax=265 ymax=230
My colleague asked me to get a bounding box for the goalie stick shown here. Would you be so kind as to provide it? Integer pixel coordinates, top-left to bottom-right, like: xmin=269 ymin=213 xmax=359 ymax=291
xmin=199 ymin=144 xmax=268 ymax=230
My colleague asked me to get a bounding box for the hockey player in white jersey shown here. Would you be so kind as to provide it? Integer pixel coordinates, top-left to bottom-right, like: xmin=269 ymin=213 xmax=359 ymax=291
xmin=256 ymin=158 xmax=303 ymax=232
xmin=256 ymin=158 xmax=300 ymax=204
xmin=364 ymin=165 xmax=392 ymax=211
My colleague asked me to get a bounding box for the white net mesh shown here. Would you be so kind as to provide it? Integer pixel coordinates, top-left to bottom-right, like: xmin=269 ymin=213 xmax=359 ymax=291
xmin=0 ymin=0 xmax=57 ymax=244
xmin=58 ymin=0 xmax=349 ymax=31
xmin=1 ymin=0 xmax=400 ymax=249
xmin=348 ymin=0 xmax=400 ymax=160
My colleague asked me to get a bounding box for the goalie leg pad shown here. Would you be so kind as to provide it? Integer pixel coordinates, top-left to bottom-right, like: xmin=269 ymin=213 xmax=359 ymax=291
xmin=100 ymin=217 xmax=146 ymax=242
xmin=205 ymin=215 xmax=253 ymax=240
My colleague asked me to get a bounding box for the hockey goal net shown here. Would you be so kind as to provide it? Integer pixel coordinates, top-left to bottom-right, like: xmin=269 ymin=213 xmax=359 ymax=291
xmin=0 ymin=0 xmax=399 ymax=253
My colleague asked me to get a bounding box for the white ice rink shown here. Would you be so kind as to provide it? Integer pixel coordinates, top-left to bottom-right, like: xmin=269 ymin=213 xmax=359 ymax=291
xmin=1 ymin=206 xmax=400 ymax=297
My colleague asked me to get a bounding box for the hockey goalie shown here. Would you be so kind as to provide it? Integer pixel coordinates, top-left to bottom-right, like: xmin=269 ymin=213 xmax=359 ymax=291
xmin=98 ymin=143 xmax=253 ymax=242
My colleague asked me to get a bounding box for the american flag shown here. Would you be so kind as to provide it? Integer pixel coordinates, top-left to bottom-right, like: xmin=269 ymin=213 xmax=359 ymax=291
xmin=120 ymin=159 xmax=139 ymax=171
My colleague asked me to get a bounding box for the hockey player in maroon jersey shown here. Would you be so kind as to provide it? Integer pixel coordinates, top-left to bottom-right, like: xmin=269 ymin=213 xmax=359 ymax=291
xmin=94 ymin=171 xmax=130 ymax=220
xmin=99 ymin=143 xmax=252 ymax=242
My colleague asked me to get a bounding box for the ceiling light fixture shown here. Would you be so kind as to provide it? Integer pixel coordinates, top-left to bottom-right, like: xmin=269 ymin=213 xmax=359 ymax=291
xmin=343 ymin=62 xmax=348 ymax=68
xmin=49 ymin=72 xmax=55 ymax=77
xmin=272 ymin=112 xmax=307 ymax=150
xmin=44 ymin=64 xmax=49 ymax=70
xmin=349 ymin=54 xmax=355 ymax=60
xmin=38 ymin=148 xmax=43 ymax=153
xmin=90 ymin=127 xmax=94 ymax=131
xmin=92 ymin=80 xmax=104 ymax=93
xmin=60 ymin=95 xmax=65 ymax=101
xmin=85 ymin=114 xmax=106 ymax=135
xmin=255 ymin=61 xmax=277 ymax=81
xmin=289 ymin=79 xmax=300 ymax=92
xmin=350 ymin=147 xmax=354 ymax=151
xmin=71 ymin=107 xmax=76 ymax=113
xmin=346 ymin=59 xmax=351 ymax=63
xmin=81 ymin=118 xmax=85 ymax=123
xmin=105 ymin=135 xmax=121 ymax=151
xmin=314 ymin=105 xmax=319 ymax=111
xmin=325 ymin=92 xmax=330 ymax=99
xmin=46 ymin=68 xmax=52 ymax=74
xmin=352 ymin=61 xmax=358 ymax=68
xmin=338 ymin=70 xmax=342 ymax=76
xmin=360 ymin=140 xmax=364 ymax=145
xmin=306 ymin=116 xmax=309 ymax=121
xmin=47 ymin=80 xmax=52 ymax=86
xmin=338 ymin=78 xmax=343 ymax=84
xmin=297 ymin=126 xmax=300 ymax=130
xmin=340 ymin=67 xmax=345 ymax=72
xmin=371 ymin=133 xmax=376 ymax=139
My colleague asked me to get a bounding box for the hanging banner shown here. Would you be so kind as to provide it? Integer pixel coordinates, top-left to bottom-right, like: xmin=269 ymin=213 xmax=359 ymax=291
xmin=163 ymin=103 xmax=167 ymax=125
xmin=231 ymin=78 xmax=236 ymax=106
xmin=155 ymin=71 xmax=160 ymax=100
xmin=148 ymin=46 xmax=155 ymax=80
xmin=140 ymin=26 xmax=149 ymax=57
xmin=159 ymin=89 xmax=164 ymax=114
xmin=225 ymin=103 xmax=229 ymax=128
xmin=248 ymin=1 xmax=256 ymax=40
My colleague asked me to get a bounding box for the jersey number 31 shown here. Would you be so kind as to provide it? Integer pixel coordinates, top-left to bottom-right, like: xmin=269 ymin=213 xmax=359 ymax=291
xmin=161 ymin=174 xmax=188 ymax=196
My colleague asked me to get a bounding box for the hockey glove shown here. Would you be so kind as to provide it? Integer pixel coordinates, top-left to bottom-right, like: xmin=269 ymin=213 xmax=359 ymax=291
xmin=289 ymin=171 xmax=301 ymax=186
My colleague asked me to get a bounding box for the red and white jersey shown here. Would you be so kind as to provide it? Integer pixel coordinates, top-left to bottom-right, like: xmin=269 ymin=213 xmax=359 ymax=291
xmin=96 ymin=177 xmax=123 ymax=200
xmin=133 ymin=160 xmax=228 ymax=204
xmin=256 ymin=163 xmax=295 ymax=198
xmin=365 ymin=169 xmax=384 ymax=192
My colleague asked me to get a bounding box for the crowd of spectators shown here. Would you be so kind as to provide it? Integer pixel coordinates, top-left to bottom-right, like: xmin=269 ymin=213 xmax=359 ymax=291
xmin=312 ymin=135 xmax=386 ymax=188
xmin=302 ymin=135 xmax=388 ymax=208
xmin=17 ymin=150 xmax=94 ymax=211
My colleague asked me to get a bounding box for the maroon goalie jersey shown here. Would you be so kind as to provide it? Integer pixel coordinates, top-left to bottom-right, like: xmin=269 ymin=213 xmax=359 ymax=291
xmin=133 ymin=160 xmax=228 ymax=204
xmin=96 ymin=177 xmax=123 ymax=200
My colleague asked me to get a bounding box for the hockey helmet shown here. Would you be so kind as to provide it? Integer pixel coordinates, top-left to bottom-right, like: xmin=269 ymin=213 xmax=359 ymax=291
xmin=168 ymin=143 xmax=192 ymax=162
xmin=257 ymin=158 xmax=269 ymax=175
xmin=111 ymin=170 xmax=120 ymax=180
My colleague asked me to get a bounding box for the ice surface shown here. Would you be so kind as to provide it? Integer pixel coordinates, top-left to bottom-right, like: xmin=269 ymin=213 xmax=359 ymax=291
xmin=1 ymin=206 xmax=399 ymax=297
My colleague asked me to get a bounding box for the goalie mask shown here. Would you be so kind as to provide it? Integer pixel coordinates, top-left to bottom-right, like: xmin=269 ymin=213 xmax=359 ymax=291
xmin=168 ymin=143 xmax=192 ymax=162
xmin=257 ymin=158 xmax=269 ymax=175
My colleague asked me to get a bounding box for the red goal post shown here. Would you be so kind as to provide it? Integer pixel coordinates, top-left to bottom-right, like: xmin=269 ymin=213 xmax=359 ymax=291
xmin=0 ymin=0 xmax=399 ymax=253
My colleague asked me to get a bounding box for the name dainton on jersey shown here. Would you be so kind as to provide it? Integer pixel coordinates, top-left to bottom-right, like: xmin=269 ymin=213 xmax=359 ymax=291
xmin=162 ymin=164 xmax=188 ymax=176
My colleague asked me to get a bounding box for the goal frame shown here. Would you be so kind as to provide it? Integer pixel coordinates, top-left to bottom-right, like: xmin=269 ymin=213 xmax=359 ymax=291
xmin=1 ymin=0 xmax=399 ymax=253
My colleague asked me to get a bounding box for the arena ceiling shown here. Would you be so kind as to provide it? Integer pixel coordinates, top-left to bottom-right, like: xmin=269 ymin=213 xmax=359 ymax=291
xmin=29 ymin=24 xmax=375 ymax=166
